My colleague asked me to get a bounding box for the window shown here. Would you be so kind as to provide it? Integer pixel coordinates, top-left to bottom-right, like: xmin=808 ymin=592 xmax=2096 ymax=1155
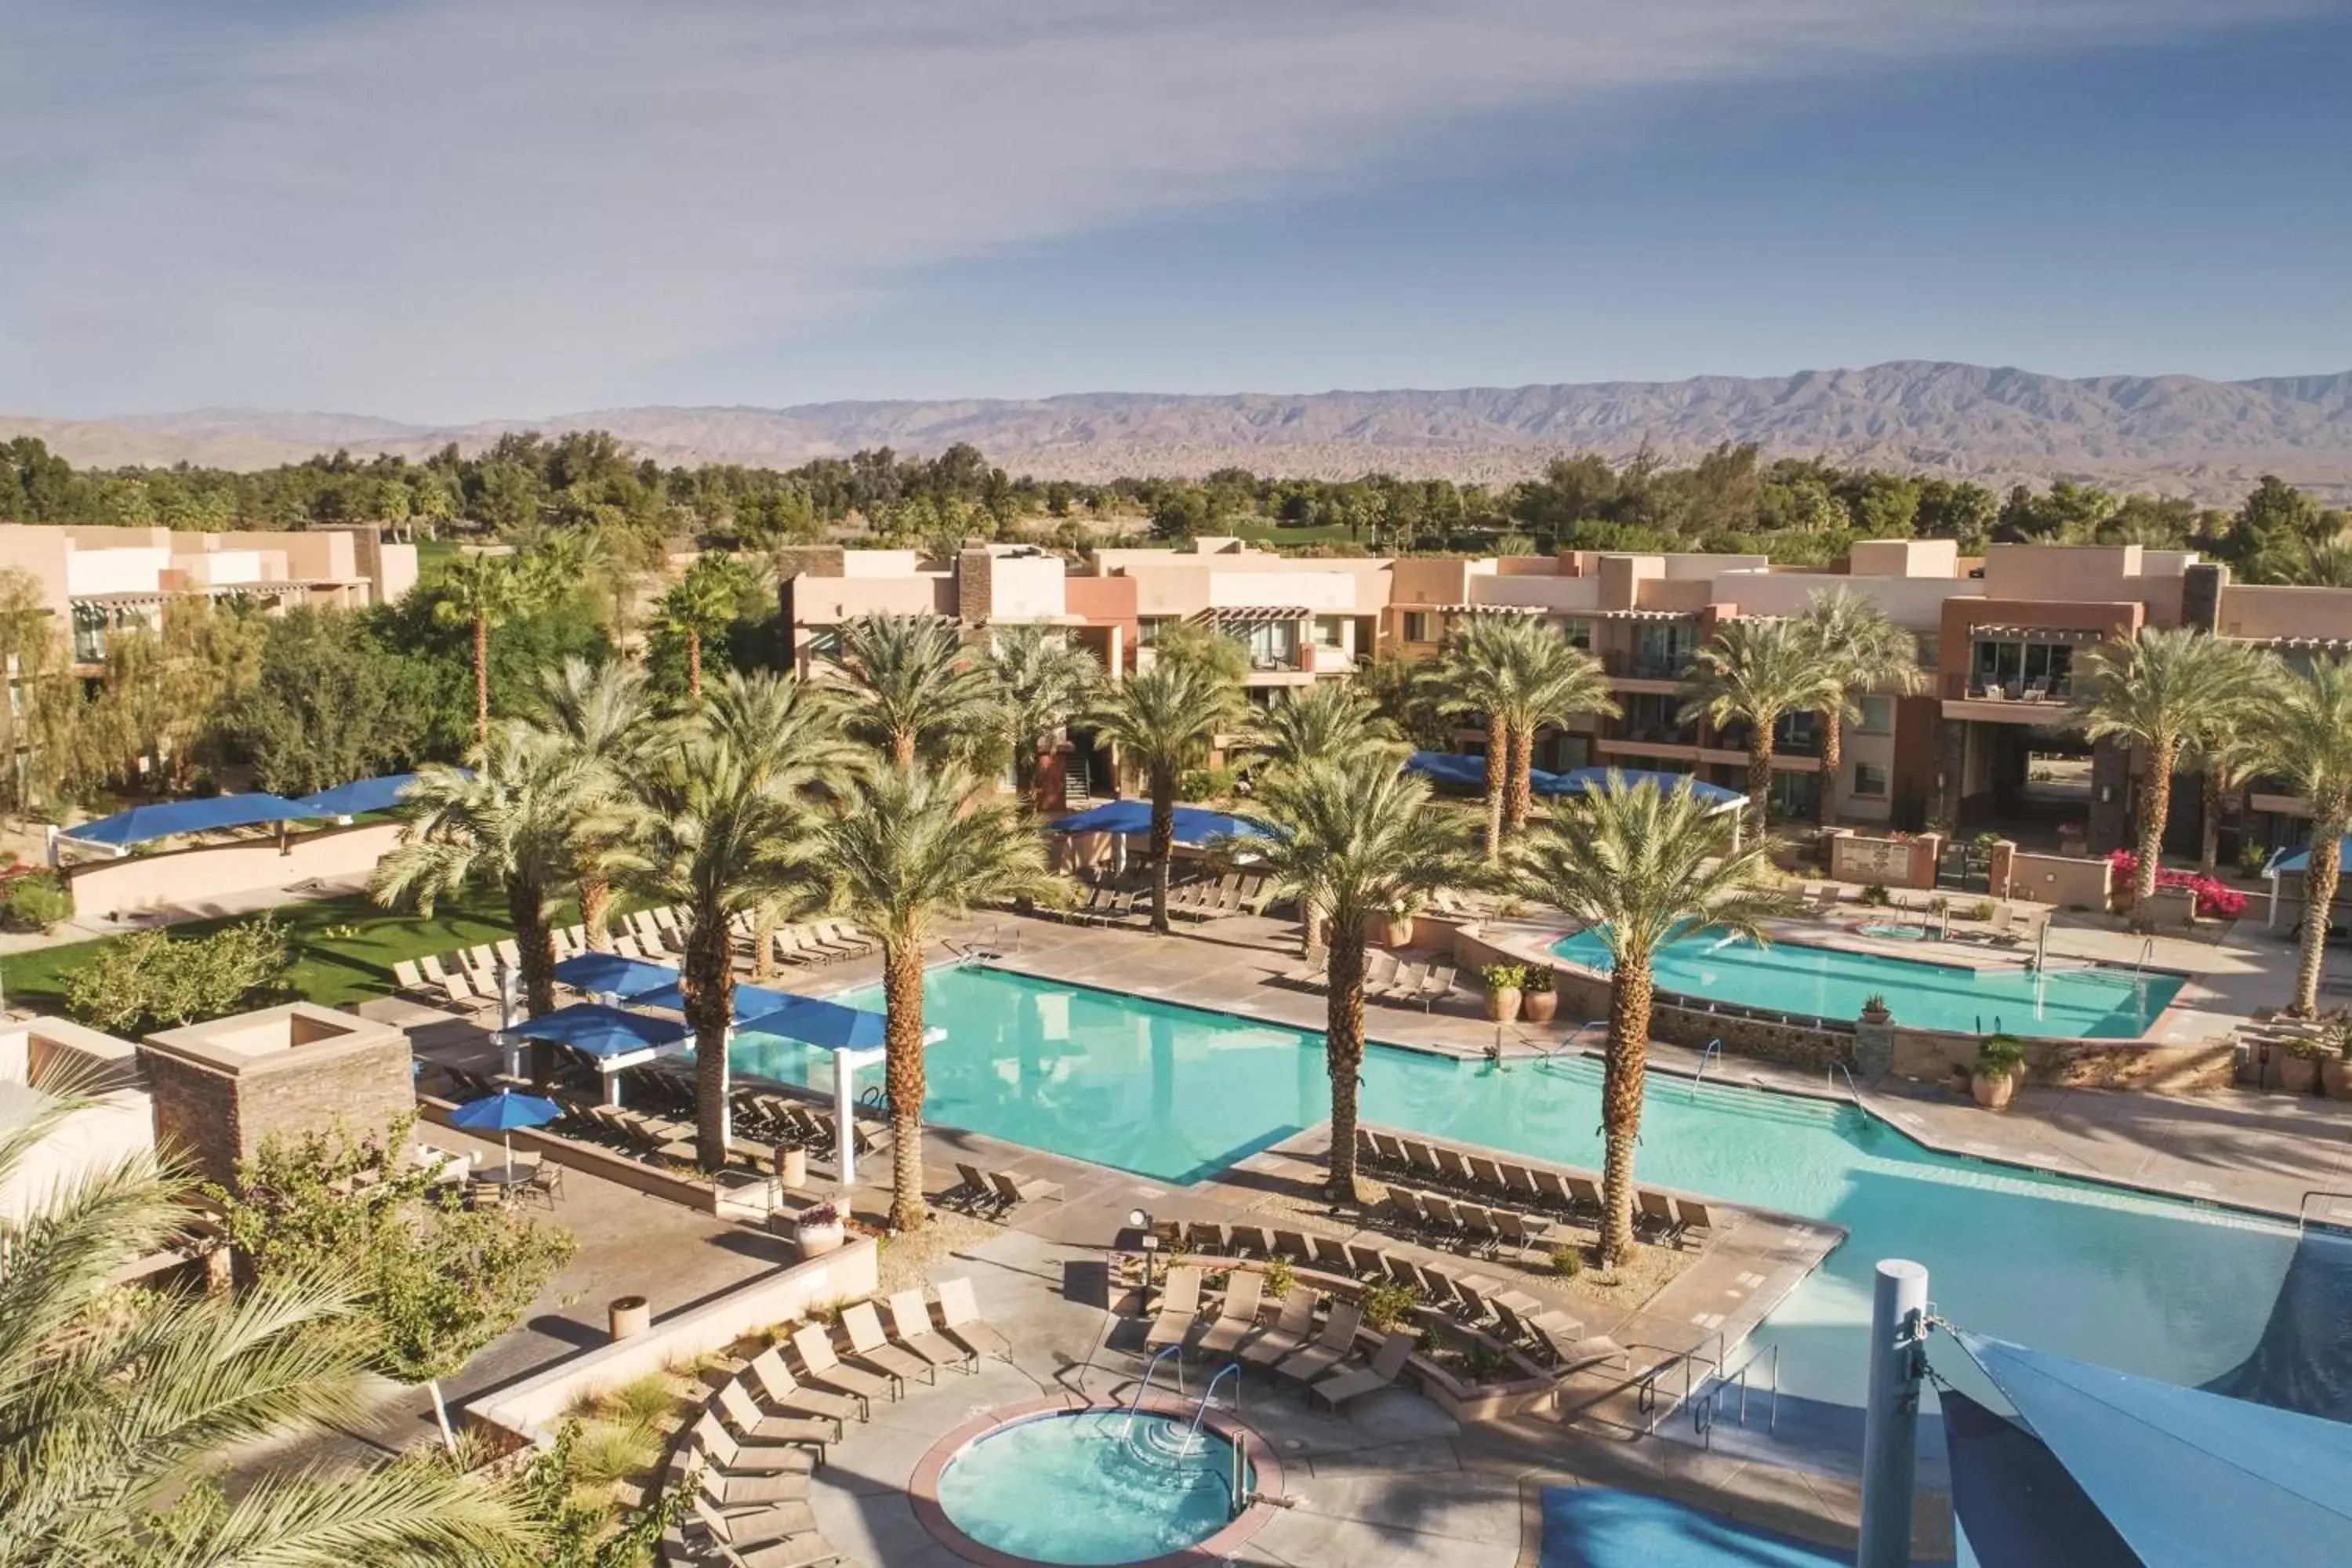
xmin=1633 ymin=621 xmax=1694 ymax=677
xmin=1914 ymin=633 xmax=1939 ymax=671
xmin=1856 ymin=695 xmax=1895 ymax=735
xmin=1310 ymin=616 xmax=1343 ymax=647
xmin=1240 ymin=619 xmax=1297 ymax=670
xmin=1559 ymin=616 xmax=1594 ymax=651
xmin=1137 ymin=617 xmax=1170 ymax=647
xmin=1853 ymin=762 xmax=1889 ymax=798
xmin=1403 ymin=612 xmax=1434 ymax=644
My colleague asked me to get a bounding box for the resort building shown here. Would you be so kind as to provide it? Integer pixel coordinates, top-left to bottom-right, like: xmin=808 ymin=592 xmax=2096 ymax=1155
xmin=0 ymin=522 xmax=418 ymax=668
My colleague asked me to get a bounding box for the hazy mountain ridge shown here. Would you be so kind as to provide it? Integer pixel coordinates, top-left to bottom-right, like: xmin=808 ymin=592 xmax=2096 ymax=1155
xmin=9 ymin=361 xmax=2352 ymax=500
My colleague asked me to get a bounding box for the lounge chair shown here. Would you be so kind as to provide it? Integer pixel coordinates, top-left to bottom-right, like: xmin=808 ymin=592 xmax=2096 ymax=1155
xmin=989 ymin=1169 xmax=1063 ymax=1209
xmin=1283 ymin=948 xmax=1330 ymax=989
xmin=1362 ymin=951 xmax=1399 ymax=993
xmin=683 ymin=1455 xmax=811 ymax=1510
xmin=1450 ymin=1274 xmax=1498 ymax=1323
xmin=1494 ymin=1161 xmax=1540 ymax=1200
xmin=1192 ymin=1270 xmax=1265 ymax=1356
xmin=1434 ymin=1146 xmax=1477 ymax=1187
xmin=1374 ymin=961 xmax=1427 ymax=1005
xmin=946 ymin=1163 xmax=997 ymax=1213
xmin=840 ymin=1301 xmax=935 ymax=1388
xmin=1227 ymin=1224 xmax=1270 ymax=1258
xmin=1381 ymin=1252 xmax=1421 ymax=1290
xmin=1276 ymin=1301 xmax=1363 ymax=1384
xmin=691 ymin=1413 xmax=816 ymax=1476
xmin=1417 ymin=964 xmax=1458 ymax=1011
xmin=1270 ymin=1228 xmax=1312 ymax=1262
xmin=1345 ymin=1243 xmax=1388 ymax=1278
xmin=1455 ymin=1202 xmax=1501 ymax=1256
xmin=1402 ymin=1140 xmax=1444 ymax=1181
xmin=1468 ymin=1155 xmax=1508 ymax=1193
xmin=1181 ymin=1219 xmax=1227 ymax=1255
xmin=495 ymin=938 xmax=522 ymax=968
xmin=1239 ymin=1287 xmax=1319 ymax=1367
xmin=1673 ymin=1197 xmax=1715 ymax=1247
xmin=1381 ymin=1187 xmax=1426 ymax=1235
xmin=392 ymin=958 xmax=427 ymax=993
xmin=933 ymin=1277 xmax=1013 ymax=1364
xmin=1419 ymin=1194 xmax=1464 ymax=1241
xmin=791 ymin=1324 xmax=896 ymax=1406
xmin=1145 ymin=1265 xmax=1205 ymax=1354
xmin=750 ymin=1347 xmax=862 ymax=1426
xmin=886 ymin=1290 xmax=978 ymax=1376
xmin=1310 ymin=1329 xmax=1416 ymax=1413
xmin=681 ymin=1494 xmax=819 ymax=1551
xmin=1635 ymin=1189 xmax=1683 ymax=1243
xmin=1495 ymin=1209 xmax=1550 ymax=1259
xmin=1565 ymin=1175 xmax=1603 ymax=1214
xmin=673 ymin=1497 xmax=842 ymax=1568
xmin=1414 ymin=1263 xmax=1465 ymax=1312
xmin=1370 ymin=1131 xmax=1410 ymax=1168
xmin=1527 ymin=1168 xmax=1573 ymax=1213
xmin=1531 ymin=1318 xmax=1629 ymax=1378
xmin=716 ymin=1381 xmax=833 ymax=1461
xmin=1311 ymin=1235 xmax=1352 ymax=1272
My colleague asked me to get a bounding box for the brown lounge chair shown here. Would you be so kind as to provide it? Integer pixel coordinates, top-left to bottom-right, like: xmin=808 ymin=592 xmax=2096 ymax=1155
xmin=716 ymin=1381 xmax=833 ymax=1461
xmin=1276 ymin=1301 xmax=1363 ymax=1384
xmin=691 ymin=1413 xmax=816 ymax=1477
xmin=1145 ymin=1265 xmax=1205 ymax=1355
xmin=676 ymin=1451 xmax=810 ymax=1509
xmin=840 ymin=1301 xmax=936 ymax=1388
xmin=748 ymin=1346 xmax=861 ymax=1428
xmin=791 ymin=1323 xmax=898 ymax=1406
xmin=989 ymin=1169 xmax=1064 ymax=1209
xmin=1191 ymin=1270 xmax=1265 ymax=1356
xmin=666 ymin=1497 xmax=837 ymax=1568
xmin=887 ymin=1289 xmax=978 ymax=1377
xmin=934 ymin=1276 xmax=1013 ymax=1363
xmin=1238 ymin=1287 xmax=1317 ymax=1368
xmin=1310 ymin=1329 xmax=1416 ymax=1412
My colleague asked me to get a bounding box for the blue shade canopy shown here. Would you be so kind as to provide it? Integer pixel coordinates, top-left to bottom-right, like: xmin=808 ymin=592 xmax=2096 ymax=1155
xmin=292 ymin=772 xmax=423 ymax=817
xmin=64 ymin=793 xmax=325 ymax=848
xmin=629 ymin=978 xmax=796 ymax=1022
xmin=1943 ymin=1388 xmax=2139 ymax=1568
xmin=1535 ymin=766 xmax=1747 ymax=810
xmin=1403 ymin=750 xmax=1494 ymax=790
xmin=446 ymin=1088 xmax=562 ymax=1132
xmin=1955 ymin=1330 xmax=2352 ymax=1568
xmin=553 ymin=953 xmax=678 ymax=997
xmin=510 ymin=1004 xmax=688 ymax=1060
xmin=1047 ymin=800 xmax=1275 ymax=842
xmin=2268 ymin=837 xmax=2352 ymax=876
xmin=736 ymin=994 xmax=889 ymax=1051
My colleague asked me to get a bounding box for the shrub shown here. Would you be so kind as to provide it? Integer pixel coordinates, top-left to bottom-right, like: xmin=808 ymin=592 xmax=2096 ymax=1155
xmin=1263 ymin=1258 xmax=1297 ymax=1301
xmin=2282 ymin=1035 xmax=2332 ymax=1062
xmin=0 ymin=872 xmax=72 ymax=933
xmin=1178 ymin=764 xmax=1237 ymax=801
xmin=1975 ymin=1033 xmax=2029 ymax=1079
xmin=1479 ymin=964 xmax=1528 ymax=992
xmin=1549 ymin=1245 xmax=1583 ymax=1279
xmin=2105 ymin=851 xmax=2249 ymax=919
xmin=1964 ymin=898 xmax=1998 ymax=922
xmin=1359 ymin=1280 xmax=1421 ymax=1330
xmin=64 ymin=915 xmax=294 ymax=1036
xmin=1858 ymin=883 xmax=1893 ymax=907
xmin=2241 ymin=840 xmax=2273 ymax=879
xmin=1522 ymin=967 xmax=1554 ymax=996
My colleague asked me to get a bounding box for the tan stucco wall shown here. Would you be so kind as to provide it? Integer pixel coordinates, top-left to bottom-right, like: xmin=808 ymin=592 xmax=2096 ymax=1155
xmin=66 ymin=820 xmax=407 ymax=918
xmin=2219 ymin=583 xmax=2352 ymax=640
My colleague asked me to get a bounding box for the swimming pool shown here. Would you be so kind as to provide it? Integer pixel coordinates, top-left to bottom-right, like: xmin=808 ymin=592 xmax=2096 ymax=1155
xmin=1549 ymin=927 xmax=2182 ymax=1038
xmin=732 ymin=964 xmax=2292 ymax=1405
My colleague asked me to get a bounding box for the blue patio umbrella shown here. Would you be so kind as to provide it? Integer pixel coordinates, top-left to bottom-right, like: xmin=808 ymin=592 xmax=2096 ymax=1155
xmin=1046 ymin=800 xmax=1276 ymax=844
xmin=629 ymin=978 xmax=796 ymax=1022
xmin=735 ymin=994 xmax=889 ymax=1051
xmin=552 ymin=952 xmax=679 ymax=999
xmin=446 ymin=1087 xmax=561 ymax=1167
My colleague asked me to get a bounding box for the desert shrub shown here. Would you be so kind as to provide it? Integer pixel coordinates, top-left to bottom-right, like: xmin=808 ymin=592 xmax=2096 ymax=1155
xmin=64 ymin=915 xmax=295 ymax=1035
xmin=1263 ymin=1258 xmax=1297 ymax=1301
xmin=1858 ymin=883 xmax=1893 ymax=907
xmin=1359 ymin=1280 xmax=1421 ymax=1330
xmin=0 ymin=871 xmax=72 ymax=932
xmin=1549 ymin=1245 xmax=1584 ymax=1279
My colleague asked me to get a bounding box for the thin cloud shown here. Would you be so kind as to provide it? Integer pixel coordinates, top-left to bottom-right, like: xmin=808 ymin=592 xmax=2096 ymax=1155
xmin=0 ymin=0 xmax=2313 ymax=417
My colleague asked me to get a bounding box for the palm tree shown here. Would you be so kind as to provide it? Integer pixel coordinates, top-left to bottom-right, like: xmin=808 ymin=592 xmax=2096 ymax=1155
xmin=1518 ymin=775 xmax=1784 ymax=1261
xmin=699 ymin=670 xmax=862 ymax=982
xmin=2190 ymin=701 xmax=2267 ymax=880
xmin=988 ymin=626 xmax=1102 ymax=808
xmin=534 ymin=657 xmax=654 ymax=951
xmin=1148 ymin=620 xmax=1250 ymax=686
xmin=1794 ymin=590 xmax=1922 ymax=826
xmin=1250 ymin=681 xmax=1400 ymax=778
xmin=431 ymin=550 xmax=547 ymax=744
xmin=1497 ymin=619 xmax=1618 ymax=835
xmin=0 ymin=1090 xmax=534 ymax=1564
xmin=372 ymin=728 xmax=612 ymax=1016
xmin=2251 ymin=656 xmax=2352 ymax=1016
xmin=810 ymin=766 xmax=1063 ymax=1230
xmin=1426 ymin=614 xmax=1519 ymax=861
xmin=1679 ymin=618 xmax=1842 ymax=842
xmin=830 ymin=612 xmax=1000 ymax=768
xmin=1090 ymin=662 xmax=1252 ymax=933
xmin=1250 ymin=757 xmax=1478 ymax=1200
xmin=2067 ymin=627 xmax=2256 ymax=931
xmin=653 ymin=554 xmax=760 ymax=701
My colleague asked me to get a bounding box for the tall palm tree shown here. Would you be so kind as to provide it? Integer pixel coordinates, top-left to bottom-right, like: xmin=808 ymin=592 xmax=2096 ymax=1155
xmin=1148 ymin=620 xmax=1250 ymax=686
xmin=2190 ymin=702 xmax=2267 ymax=880
xmin=1250 ymin=757 xmax=1478 ymax=1200
xmin=0 ymin=1090 xmax=534 ymax=1565
xmin=1090 ymin=662 xmax=1252 ymax=933
xmin=431 ymin=550 xmax=548 ymax=744
xmin=2251 ymin=656 xmax=2352 ymax=1016
xmin=534 ymin=657 xmax=654 ymax=952
xmin=1250 ymin=681 xmax=1400 ymax=779
xmin=699 ymin=670 xmax=862 ymax=982
xmin=1426 ymin=614 xmax=1519 ymax=861
xmin=1517 ymin=775 xmax=1784 ymax=1261
xmin=988 ymin=626 xmax=1103 ymax=808
xmin=1679 ymin=618 xmax=1842 ymax=842
xmin=810 ymin=766 xmax=1063 ymax=1230
xmin=1497 ymin=619 xmax=1618 ymax=835
xmin=1794 ymin=590 xmax=1922 ymax=826
xmin=652 ymin=554 xmax=760 ymax=701
xmin=372 ymin=728 xmax=612 ymax=1016
xmin=2067 ymin=626 xmax=2256 ymax=931
xmin=829 ymin=612 xmax=1000 ymax=768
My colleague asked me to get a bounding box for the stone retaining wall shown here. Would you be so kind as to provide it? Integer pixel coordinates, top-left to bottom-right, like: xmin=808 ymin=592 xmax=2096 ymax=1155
xmin=1889 ymin=1025 xmax=2234 ymax=1093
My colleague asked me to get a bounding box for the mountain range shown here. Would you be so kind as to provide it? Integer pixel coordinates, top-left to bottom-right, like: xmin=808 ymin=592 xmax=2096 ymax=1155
xmin=9 ymin=361 xmax=2352 ymax=501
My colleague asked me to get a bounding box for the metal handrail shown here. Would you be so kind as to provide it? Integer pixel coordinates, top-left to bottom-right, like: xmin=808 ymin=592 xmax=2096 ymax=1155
xmin=2298 ymin=1189 xmax=2352 ymax=1235
xmin=1694 ymin=1341 xmax=1781 ymax=1446
xmin=1690 ymin=1039 xmax=1725 ymax=1099
xmin=1625 ymin=1332 xmax=1724 ymax=1436
xmin=1829 ymin=1062 xmax=1864 ymax=1106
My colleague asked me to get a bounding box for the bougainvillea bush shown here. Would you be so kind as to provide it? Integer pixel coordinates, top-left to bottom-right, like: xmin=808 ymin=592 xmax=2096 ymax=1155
xmin=2106 ymin=851 xmax=2249 ymax=919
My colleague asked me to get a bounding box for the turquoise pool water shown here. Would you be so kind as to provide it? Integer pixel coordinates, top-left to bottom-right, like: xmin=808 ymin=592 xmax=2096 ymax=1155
xmin=935 ymin=1410 xmax=1247 ymax=1565
xmin=1550 ymin=927 xmax=2183 ymax=1038
xmin=732 ymin=965 xmax=2292 ymax=1404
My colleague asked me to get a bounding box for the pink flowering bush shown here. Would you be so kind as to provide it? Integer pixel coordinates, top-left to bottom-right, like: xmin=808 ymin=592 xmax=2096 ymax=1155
xmin=2106 ymin=851 xmax=2249 ymax=919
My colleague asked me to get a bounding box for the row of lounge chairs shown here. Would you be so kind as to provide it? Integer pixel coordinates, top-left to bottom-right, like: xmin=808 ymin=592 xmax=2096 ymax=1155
xmin=731 ymin=1091 xmax=891 ymax=1159
xmin=1142 ymin=1269 xmax=1415 ymax=1413
xmin=946 ymin=1161 xmax=1064 ymax=1214
xmin=1281 ymin=949 xmax=1457 ymax=1011
xmin=1374 ymin=1183 xmax=1556 ymax=1261
xmin=667 ymin=1279 xmax=1009 ymax=1568
xmin=1353 ymin=1127 xmax=1715 ymax=1249
xmin=1050 ymin=872 xmax=1279 ymax=928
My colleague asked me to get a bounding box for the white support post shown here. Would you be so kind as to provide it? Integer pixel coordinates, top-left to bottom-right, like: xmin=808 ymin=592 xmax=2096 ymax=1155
xmin=833 ymin=1047 xmax=858 ymax=1186
xmin=1857 ymin=1259 xmax=1929 ymax=1568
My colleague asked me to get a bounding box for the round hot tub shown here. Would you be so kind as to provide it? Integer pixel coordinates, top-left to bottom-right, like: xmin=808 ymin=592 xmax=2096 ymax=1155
xmin=915 ymin=1402 xmax=1278 ymax=1566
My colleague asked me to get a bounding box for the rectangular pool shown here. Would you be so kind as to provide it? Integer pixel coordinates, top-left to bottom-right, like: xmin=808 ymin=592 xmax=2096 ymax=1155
xmin=1550 ymin=927 xmax=2183 ymax=1038
xmin=731 ymin=964 xmax=2290 ymax=1405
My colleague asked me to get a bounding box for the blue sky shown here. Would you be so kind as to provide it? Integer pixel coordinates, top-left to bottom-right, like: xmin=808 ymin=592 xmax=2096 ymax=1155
xmin=2 ymin=1 xmax=2346 ymax=420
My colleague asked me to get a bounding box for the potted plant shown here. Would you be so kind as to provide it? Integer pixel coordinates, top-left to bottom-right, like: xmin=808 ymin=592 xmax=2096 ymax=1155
xmin=1859 ymin=993 xmax=1892 ymax=1025
xmin=1522 ymin=967 xmax=1559 ymax=1024
xmin=1384 ymin=902 xmax=1419 ymax=949
xmin=1479 ymin=963 xmax=1526 ymax=1024
xmin=792 ymin=1202 xmax=846 ymax=1258
xmin=2278 ymin=1035 xmax=2327 ymax=1096
xmin=1972 ymin=1033 xmax=2028 ymax=1110
xmin=2321 ymin=1021 xmax=2352 ymax=1101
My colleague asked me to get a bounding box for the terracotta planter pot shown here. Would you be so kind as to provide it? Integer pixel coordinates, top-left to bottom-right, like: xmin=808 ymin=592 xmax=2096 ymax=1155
xmin=794 ymin=1218 xmax=846 ymax=1258
xmin=1523 ymin=990 xmax=1559 ymax=1025
xmin=1385 ymin=916 xmax=1417 ymax=948
xmin=1860 ymin=1006 xmax=1892 ymax=1026
xmin=2279 ymin=1054 xmax=2321 ymax=1096
xmin=1486 ymin=987 xmax=1523 ymax=1025
xmin=1971 ymin=1070 xmax=2018 ymax=1110
xmin=2323 ymin=1058 xmax=2352 ymax=1101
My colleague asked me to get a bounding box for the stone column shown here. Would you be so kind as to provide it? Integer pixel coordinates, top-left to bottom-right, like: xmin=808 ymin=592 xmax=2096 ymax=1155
xmin=2089 ymin=739 xmax=2132 ymax=855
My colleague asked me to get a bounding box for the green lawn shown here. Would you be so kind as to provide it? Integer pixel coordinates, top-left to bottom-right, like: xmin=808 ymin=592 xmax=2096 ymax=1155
xmin=0 ymin=887 xmax=546 ymax=1017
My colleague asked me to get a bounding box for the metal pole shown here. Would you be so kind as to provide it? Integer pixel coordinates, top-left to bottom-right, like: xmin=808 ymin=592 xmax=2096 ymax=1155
xmin=833 ymin=1047 xmax=857 ymax=1186
xmin=1857 ymin=1259 xmax=1928 ymax=1568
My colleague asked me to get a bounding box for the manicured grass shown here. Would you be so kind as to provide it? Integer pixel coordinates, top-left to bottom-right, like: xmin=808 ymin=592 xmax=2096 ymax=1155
xmin=0 ymin=887 xmax=548 ymax=1016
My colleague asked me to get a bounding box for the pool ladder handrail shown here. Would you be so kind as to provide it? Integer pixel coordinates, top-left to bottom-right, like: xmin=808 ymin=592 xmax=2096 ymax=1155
xmin=2129 ymin=936 xmax=2156 ymax=979
xmin=1536 ymin=1020 xmax=1608 ymax=1069
xmin=1828 ymin=1061 xmax=1864 ymax=1109
xmin=1629 ymin=1330 xmax=1725 ymax=1437
xmin=1123 ymin=1345 xmax=1186 ymax=1436
xmin=1693 ymin=1342 xmax=1780 ymax=1449
xmin=1184 ymin=1363 xmax=1242 ymax=1464
xmin=1690 ymin=1039 xmax=1725 ymax=1099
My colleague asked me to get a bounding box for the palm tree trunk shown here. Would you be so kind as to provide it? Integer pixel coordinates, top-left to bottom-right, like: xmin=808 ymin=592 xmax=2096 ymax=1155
xmin=1745 ymin=739 xmax=1776 ymax=842
xmin=2130 ymin=741 xmax=2174 ymax=933
xmin=506 ymin=882 xmax=557 ymax=1017
xmin=883 ymin=937 xmax=929 ymax=1231
xmin=1149 ymin=771 xmax=1175 ymax=934
xmin=1816 ymin=708 xmax=1842 ymax=827
xmin=579 ymin=874 xmax=612 ymax=953
xmin=1599 ymin=957 xmax=1654 ymax=1265
xmin=1012 ymin=743 xmax=1038 ymax=811
xmin=1324 ymin=931 xmax=1367 ymax=1203
xmin=750 ymin=905 xmax=779 ymax=982
xmin=688 ymin=630 xmax=703 ymax=701
xmin=1506 ymin=720 xmax=1534 ymax=837
xmin=2292 ymin=824 xmax=2341 ymax=1017
xmin=892 ymin=731 xmax=916 ymax=770
xmin=2198 ymin=768 xmax=2224 ymax=879
xmin=472 ymin=612 xmax=491 ymax=745
xmin=684 ymin=916 xmax=735 ymax=1172
xmin=1481 ymin=713 xmax=1507 ymax=861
